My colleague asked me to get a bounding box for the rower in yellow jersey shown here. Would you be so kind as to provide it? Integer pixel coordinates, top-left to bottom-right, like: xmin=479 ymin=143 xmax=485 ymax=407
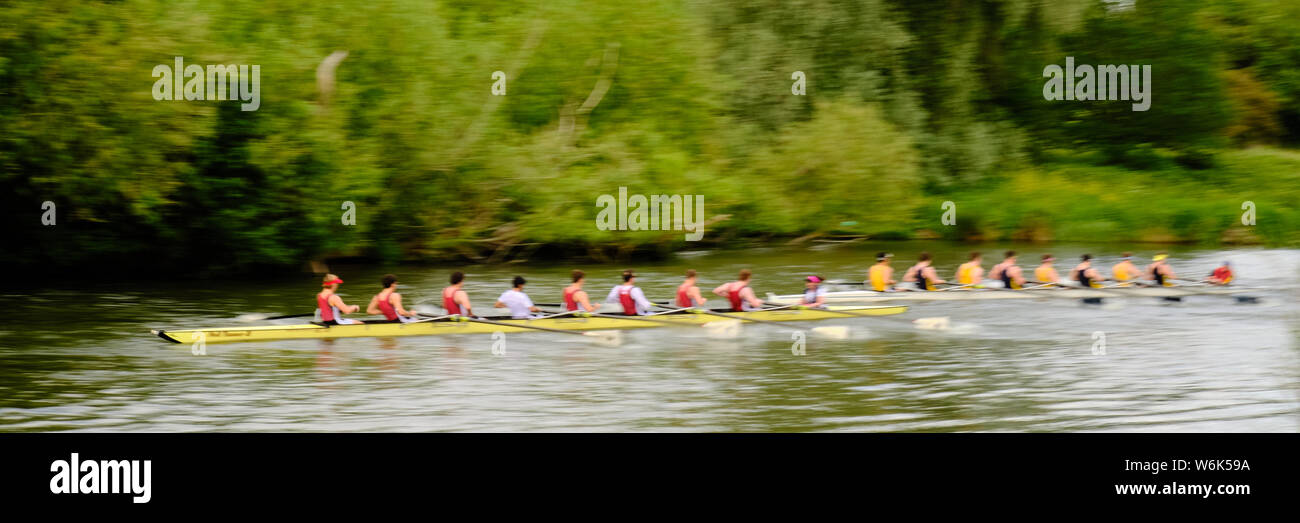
xmin=1110 ymin=252 xmax=1143 ymax=286
xmin=1034 ymin=255 xmax=1061 ymax=285
xmin=867 ymin=252 xmax=896 ymax=291
xmin=955 ymin=252 xmax=984 ymax=286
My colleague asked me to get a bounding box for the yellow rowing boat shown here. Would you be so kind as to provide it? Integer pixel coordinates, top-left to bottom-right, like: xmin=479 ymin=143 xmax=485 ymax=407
xmin=152 ymin=305 xmax=908 ymax=344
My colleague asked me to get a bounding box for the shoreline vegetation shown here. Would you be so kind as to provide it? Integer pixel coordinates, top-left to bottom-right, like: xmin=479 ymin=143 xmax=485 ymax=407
xmin=4 ymin=1 xmax=1300 ymax=277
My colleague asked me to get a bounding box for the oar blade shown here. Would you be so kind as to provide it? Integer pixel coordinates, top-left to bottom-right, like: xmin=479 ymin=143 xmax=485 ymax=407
xmin=583 ymin=330 xmax=624 ymax=347
xmin=912 ymin=316 xmax=951 ymax=331
xmin=703 ymin=319 xmax=742 ymax=339
xmin=810 ymin=326 xmax=850 ymax=339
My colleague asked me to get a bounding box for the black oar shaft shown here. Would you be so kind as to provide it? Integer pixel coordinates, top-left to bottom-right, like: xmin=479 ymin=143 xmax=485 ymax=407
xmin=265 ymin=312 xmax=317 ymax=320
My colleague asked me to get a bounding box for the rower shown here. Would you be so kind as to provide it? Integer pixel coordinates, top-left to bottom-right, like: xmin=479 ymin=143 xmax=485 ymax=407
xmin=712 ymin=269 xmax=764 ymax=311
xmin=901 ymin=252 xmax=945 ymax=291
xmin=904 ymin=252 xmax=946 ymax=290
xmin=563 ymin=270 xmax=598 ymax=312
xmin=800 ymin=276 xmax=828 ymax=308
xmin=988 ymin=250 xmax=1026 ymax=289
xmin=675 ymin=269 xmax=707 ymax=308
xmin=442 ymin=271 xmax=474 ymax=317
xmin=1034 ymin=254 xmax=1061 ymax=285
xmin=317 ymin=274 xmax=364 ymax=325
xmin=956 ymin=252 xmax=984 ymax=286
xmin=1145 ymin=253 xmax=1177 ymax=287
xmin=605 ymin=270 xmax=655 ymax=316
xmin=867 ymin=252 xmax=896 ymax=292
xmin=495 ymin=276 xmax=542 ymax=319
xmin=1071 ymin=255 xmax=1104 ymax=288
xmin=1111 ymin=252 xmax=1143 ymax=286
xmin=366 ymin=274 xmax=419 ymax=323
xmin=1207 ymin=261 xmax=1234 ymax=285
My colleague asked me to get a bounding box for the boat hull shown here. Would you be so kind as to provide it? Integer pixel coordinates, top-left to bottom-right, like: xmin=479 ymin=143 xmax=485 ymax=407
xmin=767 ymin=285 xmax=1257 ymax=304
xmin=153 ymin=305 xmax=909 ymax=344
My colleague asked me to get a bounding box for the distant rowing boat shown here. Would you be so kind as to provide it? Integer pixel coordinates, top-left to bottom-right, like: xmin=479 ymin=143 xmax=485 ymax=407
xmin=766 ymin=285 xmax=1259 ymax=304
xmin=152 ymin=305 xmax=908 ymax=344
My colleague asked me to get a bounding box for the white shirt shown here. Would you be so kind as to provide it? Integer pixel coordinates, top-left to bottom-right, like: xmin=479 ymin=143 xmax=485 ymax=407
xmin=497 ymin=289 xmax=537 ymax=319
xmin=802 ymin=286 xmax=827 ymax=306
xmin=605 ymin=284 xmax=654 ymax=315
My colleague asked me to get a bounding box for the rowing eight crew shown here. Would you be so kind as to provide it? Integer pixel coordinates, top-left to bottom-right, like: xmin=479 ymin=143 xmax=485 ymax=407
xmin=314 ymin=269 xmax=828 ymax=323
xmin=878 ymin=251 xmax=1234 ymax=291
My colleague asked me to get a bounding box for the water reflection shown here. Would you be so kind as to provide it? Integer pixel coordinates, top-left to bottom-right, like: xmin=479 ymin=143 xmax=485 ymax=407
xmin=0 ymin=244 xmax=1296 ymax=432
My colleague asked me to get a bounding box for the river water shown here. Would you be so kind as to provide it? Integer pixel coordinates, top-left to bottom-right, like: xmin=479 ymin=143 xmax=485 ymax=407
xmin=1 ymin=243 xmax=1296 ymax=432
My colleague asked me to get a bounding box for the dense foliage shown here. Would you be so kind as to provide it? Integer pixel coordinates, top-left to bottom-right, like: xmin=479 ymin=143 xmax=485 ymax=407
xmin=3 ymin=0 xmax=1298 ymax=275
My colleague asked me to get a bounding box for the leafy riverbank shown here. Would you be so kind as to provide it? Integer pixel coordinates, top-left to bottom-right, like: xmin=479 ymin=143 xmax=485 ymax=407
xmin=4 ymin=0 xmax=1300 ymax=276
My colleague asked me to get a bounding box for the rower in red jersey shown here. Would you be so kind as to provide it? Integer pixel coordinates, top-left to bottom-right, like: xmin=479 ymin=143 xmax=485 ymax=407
xmin=675 ymin=269 xmax=707 ymax=308
xmin=1207 ymin=261 xmax=1234 ymax=285
xmin=604 ymin=270 xmax=655 ymax=316
xmin=562 ymin=270 xmax=597 ymax=312
xmin=712 ymin=269 xmax=764 ymax=311
xmin=442 ymin=271 xmax=474 ymax=317
xmin=317 ymin=274 xmax=364 ymax=325
xmin=366 ymin=274 xmax=419 ymax=323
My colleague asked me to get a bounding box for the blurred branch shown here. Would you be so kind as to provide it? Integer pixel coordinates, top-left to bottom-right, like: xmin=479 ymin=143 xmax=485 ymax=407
xmin=438 ymin=20 xmax=549 ymax=170
xmin=316 ymin=51 xmax=349 ymax=108
xmin=559 ymin=42 xmax=621 ymax=144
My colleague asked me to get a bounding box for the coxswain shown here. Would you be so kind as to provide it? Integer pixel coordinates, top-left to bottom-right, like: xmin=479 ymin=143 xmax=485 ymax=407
xmin=1034 ymin=255 xmax=1061 ymax=285
xmin=495 ymin=276 xmax=542 ymax=319
xmin=675 ymin=269 xmax=707 ymax=308
xmin=800 ymin=276 xmax=828 ymax=308
xmin=1207 ymin=261 xmax=1234 ymax=285
xmin=901 ymin=252 xmax=945 ymax=291
xmin=1111 ymin=252 xmax=1143 ymax=286
xmin=366 ymin=274 xmax=419 ymax=323
xmin=605 ymin=270 xmax=656 ymax=316
xmin=317 ymin=274 xmax=364 ymax=325
xmin=1071 ymin=255 xmax=1104 ymax=288
xmin=712 ymin=269 xmax=764 ymax=311
xmin=988 ymin=250 xmax=1026 ymax=289
xmin=956 ymin=252 xmax=985 ymax=286
xmin=563 ymin=270 xmax=598 ymax=312
xmin=867 ymin=252 xmax=896 ymax=292
xmin=1145 ymin=253 xmax=1177 ymax=287
xmin=442 ymin=271 xmax=474 ymax=317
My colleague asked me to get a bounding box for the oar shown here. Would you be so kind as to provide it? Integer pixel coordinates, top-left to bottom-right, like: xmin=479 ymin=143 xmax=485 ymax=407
xmin=787 ymin=305 xmax=893 ymax=320
xmin=575 ymin=311 xmax=692 ymax=326
xmin=655 ymin=305 xmax=849 ymax=339
xmin=933 ymin=282 xmax=978 ymax=292
xmin=409 ymin=314 xmax=455 ymax=324
xmin=235 ymin=311 xmax=317 ymax=322
xmin=418 ymin=313 xmax=622 ymax=346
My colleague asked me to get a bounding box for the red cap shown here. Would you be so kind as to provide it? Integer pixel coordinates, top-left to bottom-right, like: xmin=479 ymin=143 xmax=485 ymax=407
xmin=322 ymin=278 xmax=343 ymax=286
